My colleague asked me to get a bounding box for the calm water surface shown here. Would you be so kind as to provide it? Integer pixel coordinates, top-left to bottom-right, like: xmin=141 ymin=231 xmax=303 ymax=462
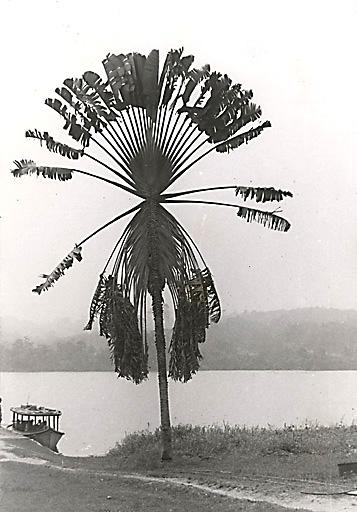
xmin=0 ymin=371 xmax=356 ymax=456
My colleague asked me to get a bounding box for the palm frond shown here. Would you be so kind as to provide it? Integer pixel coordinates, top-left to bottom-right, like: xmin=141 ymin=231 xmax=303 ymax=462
xmin=112 ymin=202 xmax=187 ymax=306
xmin=62 ymin=78 xmax=116 ymax=123
xmin=96 ymin=202 xmax=212 ymax=350
xmin=181 ymin=64 xmax=210 ymax=104
xmin=25 ymin=129 xmax=84 ymax=159
xmin=160 ymin=48 xmax=183 ymax=106
xmin=98 ymin=277 xmax=148 ymax=383
xmin=215 ymin=121 xmax=271 ymax=153
xmin=82 ymin=71 xmax=116 ymax=110
xmin=27 ymin=49 xmax=277 ymax=193
xmin=200 ymin=268 xmax=221 ymax=323
xmin=237 ymin=206 xmax=291 ymax=232
xmin=84 ymin=273 xmax=107 ymax=331
xmin=32 ymin=246 xmax=82 ymax=294
xmin=209 ymin=103 xmax=262 ymax=143
xmin=168 ymin=267 xmax=220 ymax=382
xmin=11 ymin=159 xmax=74 ymax=181
xmin=45 ymin=97 xmax=91 ymax=147
xmin=168 ymin=294 xmax=204 ymax=382
xmin=102 ymin=53 xmax=134 ymax=110
xmin=58 ymin=82 xmax=104 ymax=134
xmin=142 ymin=49 xmax=160 ymax=121
xmin=235 ymin=186 xmax=293 ymax=203
xmin=125 ymin=52 xmax=146 ymax=109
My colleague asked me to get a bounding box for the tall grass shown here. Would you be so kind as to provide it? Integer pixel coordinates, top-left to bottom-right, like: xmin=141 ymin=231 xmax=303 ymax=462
xmin=108 ymin=423 xmax=357 ymax=463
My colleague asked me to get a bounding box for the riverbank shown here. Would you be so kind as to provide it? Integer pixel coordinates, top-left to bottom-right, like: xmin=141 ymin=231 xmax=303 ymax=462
xmin=1 ymin=425 xmax=357 ymax=511
xmin=0 ymin=428 xmax=299 ymax=512
xmin=106 ymin=423 xmax=357 ymax=478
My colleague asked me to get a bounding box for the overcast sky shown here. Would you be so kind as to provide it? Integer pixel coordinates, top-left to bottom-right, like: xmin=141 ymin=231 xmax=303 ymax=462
xmin=1 ymin=0 xmax=357 ymax=337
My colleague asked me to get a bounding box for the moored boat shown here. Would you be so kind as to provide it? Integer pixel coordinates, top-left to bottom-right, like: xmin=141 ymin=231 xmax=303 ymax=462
xmin=10 ymin=404 xmax=64 ymax=452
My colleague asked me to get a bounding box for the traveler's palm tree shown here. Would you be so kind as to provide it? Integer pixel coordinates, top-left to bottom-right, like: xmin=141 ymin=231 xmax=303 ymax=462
xmin=12 ymin=48 xmax=292 ymax=459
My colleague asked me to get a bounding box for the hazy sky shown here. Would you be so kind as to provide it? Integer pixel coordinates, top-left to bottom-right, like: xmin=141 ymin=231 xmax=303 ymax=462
xmin=1 ymin=0 xmax=357 ymax=336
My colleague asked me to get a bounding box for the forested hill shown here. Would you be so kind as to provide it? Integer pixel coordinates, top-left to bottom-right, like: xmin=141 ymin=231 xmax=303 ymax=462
xmin=199 ymin=308 xmax=357 ymax=370
xmin=1 ymin=308 xmax=357 ymax=371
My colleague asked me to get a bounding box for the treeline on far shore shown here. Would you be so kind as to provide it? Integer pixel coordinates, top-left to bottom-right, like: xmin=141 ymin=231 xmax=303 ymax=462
xmin=0 ymin=336 xmax=113 ymax=372
xmin=1 ymin=308 xmax=357 ymax=372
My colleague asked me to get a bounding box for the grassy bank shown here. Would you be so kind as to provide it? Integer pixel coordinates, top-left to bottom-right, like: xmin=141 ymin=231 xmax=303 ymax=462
xmin=105 ymin=423 xmax=357 ymax=481
xmin=3 ymin=425 xmax=356 ymax=511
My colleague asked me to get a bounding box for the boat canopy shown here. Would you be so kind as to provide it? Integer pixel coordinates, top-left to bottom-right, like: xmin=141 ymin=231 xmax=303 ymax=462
xmin=10 ymin=405 xmax=62 ymax=417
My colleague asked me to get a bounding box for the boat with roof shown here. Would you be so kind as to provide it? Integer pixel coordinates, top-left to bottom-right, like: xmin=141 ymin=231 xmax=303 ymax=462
xmin=9 ymin=404 xmax=64 ymax=452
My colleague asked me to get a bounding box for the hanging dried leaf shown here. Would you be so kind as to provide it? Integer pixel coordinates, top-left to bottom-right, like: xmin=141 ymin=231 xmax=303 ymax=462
xmin=84 ymin=273 xmax=107 ymax=331
xmin=98 ymin=279 xmax=148 ymax=384
xmin=32 ymin=246 xmax=82 ymax=294
xmin=169 ymin=267 xmax=221 ymax=382
xmin=169 ymin=294 xmax=205 ymax=382
xmin=200 ymin=268 xmax=221 ymax=323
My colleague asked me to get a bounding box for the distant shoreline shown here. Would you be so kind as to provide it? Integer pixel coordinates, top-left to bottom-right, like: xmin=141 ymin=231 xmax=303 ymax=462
xmin=1 ymin=368 xmax=357 ymax=372
xmin=2 ymin=307 xmax=357 ymax=371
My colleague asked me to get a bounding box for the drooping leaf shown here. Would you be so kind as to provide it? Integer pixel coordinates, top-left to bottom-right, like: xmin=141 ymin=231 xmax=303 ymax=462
xmin=168 ymin=267 xmax=220 ymax=382
xmin=84 ymin=273 xmax=107 ymax=331
xmin=11 ymin=159 xmax=74 ymax=180
xmin=32 ymin=246 xmax=82 ymax=294
xmin=200 ymin=268 xmax=221 ymax=323
xmin=169 ymin=294 xmax=204 ymax=382
xmin=98 ymin=278 xmax=148 ymax=383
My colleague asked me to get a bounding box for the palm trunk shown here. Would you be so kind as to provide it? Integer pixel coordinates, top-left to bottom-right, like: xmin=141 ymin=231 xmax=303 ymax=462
xmin=151 ymin=285 xmax=172 ymax=460
xmin=148 ymin=200 xmax=172 ymax=461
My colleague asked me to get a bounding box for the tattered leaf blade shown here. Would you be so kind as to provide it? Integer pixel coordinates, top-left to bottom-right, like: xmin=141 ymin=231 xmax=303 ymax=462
xmin=25 ymin=129 xmax=84 ymax=160
xmin=12 ymin=159 xmax=74 ymax=181
xmin=32 ymin=246 xmax=82 ymax=294
xmin=237 ymin=206 xmax=291 ymax=232
xmin=235 ymin=186 xmax=293 ymax=203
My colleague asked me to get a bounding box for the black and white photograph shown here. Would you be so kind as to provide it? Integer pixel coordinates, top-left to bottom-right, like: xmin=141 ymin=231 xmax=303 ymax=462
xmin=0 ymin=0 xmax=357 ymax=510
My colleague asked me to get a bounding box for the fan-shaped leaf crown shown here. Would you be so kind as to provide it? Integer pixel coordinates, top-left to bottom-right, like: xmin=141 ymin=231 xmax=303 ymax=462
xmin=13 ymin=47 xmax=292 ymax=383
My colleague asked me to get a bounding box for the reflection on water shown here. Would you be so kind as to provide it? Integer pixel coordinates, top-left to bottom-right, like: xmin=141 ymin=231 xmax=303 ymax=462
xmin=0 ymin=371 xmax=356 ymax=456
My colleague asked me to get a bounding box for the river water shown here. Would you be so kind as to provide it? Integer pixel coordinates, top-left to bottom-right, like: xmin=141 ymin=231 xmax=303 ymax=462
xmin=0 ymin=371 xmax=356 ymax=456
